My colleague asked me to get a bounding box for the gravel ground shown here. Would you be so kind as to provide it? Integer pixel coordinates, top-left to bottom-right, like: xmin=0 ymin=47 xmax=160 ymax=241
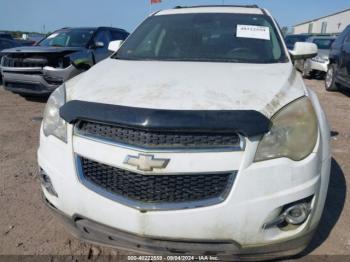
xmin=0 ymin=79 xmax=349 ymax=260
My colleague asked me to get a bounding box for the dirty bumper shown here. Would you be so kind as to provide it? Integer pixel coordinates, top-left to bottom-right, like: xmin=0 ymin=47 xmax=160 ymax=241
xmin=44 ymin=196 xmax=314 ymax=261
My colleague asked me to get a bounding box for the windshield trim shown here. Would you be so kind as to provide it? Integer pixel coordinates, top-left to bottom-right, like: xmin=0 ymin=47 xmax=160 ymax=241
xmin=114 ymin=56 xmax=288 ymax=64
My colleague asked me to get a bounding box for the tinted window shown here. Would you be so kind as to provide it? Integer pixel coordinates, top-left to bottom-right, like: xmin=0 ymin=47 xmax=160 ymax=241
xmin=333 ymin=26 xmax=350 ymax=47
xmin=94 ymin=30 xmax=111 ymax=47
xmin=114 ymin=13 xmax=287 ymax=63
xmin=110 ymin=30 xmax=128 ymax=41
xmin=38 ymin=29 xmax=95 ymax=47
xmin=285 ymin=35 xmax=309 ymax=47
xmin=0 ymin=33 xmax=13 ymax=40
xmin=345 ymin=31 xmax=350 ymax=43
xmin=0 ymin=39 xmax=17 ymax=50
xmin=312 ymin=38 xmax=335 ymax=49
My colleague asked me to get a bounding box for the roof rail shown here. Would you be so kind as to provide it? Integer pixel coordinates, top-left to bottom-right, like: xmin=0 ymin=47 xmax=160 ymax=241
xmin=174 ymin=5 xmax=259 ymax=9
xmin=97 ymin=26 xmax=128 ymax=32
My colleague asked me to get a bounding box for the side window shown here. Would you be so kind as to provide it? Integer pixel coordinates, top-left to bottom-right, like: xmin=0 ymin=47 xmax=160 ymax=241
xmin=110 ymin=30 xmax=128 ymax=41
xmin=345 ymin=30 xmax=350 ymax=43
xmin=94 ymin=30 xmax=111 ymax=48
xmin=333 ymin=27 xmax=349 ymax=48
xmin=0 ymin=40 xmax=13 ymax=49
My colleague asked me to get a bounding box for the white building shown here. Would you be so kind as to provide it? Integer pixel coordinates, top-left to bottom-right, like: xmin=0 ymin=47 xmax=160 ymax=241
xmin=293 ymin=8 xmax=350 ymax=34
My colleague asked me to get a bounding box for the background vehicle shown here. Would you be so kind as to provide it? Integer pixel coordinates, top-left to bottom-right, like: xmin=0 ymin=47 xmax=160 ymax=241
xmin=295 ymin=36 xmax=336 ymax=78
xmin=0 ymin=38 xmax=19 ymax=55
xmin=0 ymin=37 xmax=20 ymax=83
xmin=15 ymin=39 xmax=37 ymax=46
xmin=326 ymin=25 xmax=350 ymax=91
xmin=285 ymin=34 xmax=310 ymax=50
xmin=0 ymin=32 xmax=14 ymax=40
xmin=0 ymin=32 xmax=36 ymax=46
xmin=0 ymin=27 xmax=129 ymax=96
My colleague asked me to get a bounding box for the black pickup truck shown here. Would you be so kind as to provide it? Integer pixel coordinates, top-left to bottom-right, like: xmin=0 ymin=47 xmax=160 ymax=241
xmin=0 ymin=27 xmax=128 ymax=96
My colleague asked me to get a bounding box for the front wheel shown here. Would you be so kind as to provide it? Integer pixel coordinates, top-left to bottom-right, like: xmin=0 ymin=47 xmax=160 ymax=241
xmin=325 ymin=64 xmax=339 ymax=91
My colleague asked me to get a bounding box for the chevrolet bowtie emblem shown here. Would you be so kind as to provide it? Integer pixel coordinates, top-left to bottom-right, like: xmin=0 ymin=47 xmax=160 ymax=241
xmin=124 ymin=154 xmax=170 ymax=172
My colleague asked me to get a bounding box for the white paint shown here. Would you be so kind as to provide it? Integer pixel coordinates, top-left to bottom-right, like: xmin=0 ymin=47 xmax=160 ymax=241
xmin=236 ymin=25 xmax=270 ymax=40
xmin=108 ymin=40 xmax=123 ymax=52
xmin=66 ymin=59 xmax=304 ymax=118
xmin=289 ymin=42 xmax=318 ymax=58
xmin=39 ymin=6 xmax=332 ymax=255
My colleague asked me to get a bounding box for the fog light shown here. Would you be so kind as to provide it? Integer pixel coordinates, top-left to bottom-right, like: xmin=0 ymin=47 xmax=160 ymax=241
xmin=284 ymin=203 xmax=310 ymax=225
xmin=39 ymin=168 xmax=58 ymax=197
xmin=263 ymin=197 xmax=312 ymax=229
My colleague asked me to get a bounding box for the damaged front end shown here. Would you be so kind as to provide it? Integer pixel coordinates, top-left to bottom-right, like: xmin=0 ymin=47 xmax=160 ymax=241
xmin=0 ymin=49 xmax=93 ymax=96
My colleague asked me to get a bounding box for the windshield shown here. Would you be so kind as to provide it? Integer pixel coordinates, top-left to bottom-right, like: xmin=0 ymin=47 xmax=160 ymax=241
xmin=38 ymin=29 xmax=95 ymax=47
xmin=312 ymin=38 xmax=335 ymax=50
xmin=114 ymin=13 xmax=287 ymax=63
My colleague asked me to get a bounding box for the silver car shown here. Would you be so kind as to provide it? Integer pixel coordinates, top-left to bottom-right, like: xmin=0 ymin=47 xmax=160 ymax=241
xmin=296 ymin=36 xmax=336 ymax=78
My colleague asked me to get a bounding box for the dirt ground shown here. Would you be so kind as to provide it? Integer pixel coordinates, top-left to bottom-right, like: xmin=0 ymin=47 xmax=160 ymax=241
xmin=0 ymin=79 xmax=349 ymax=260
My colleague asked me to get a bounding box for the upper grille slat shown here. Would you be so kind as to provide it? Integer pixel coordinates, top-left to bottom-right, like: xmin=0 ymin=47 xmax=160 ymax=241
xmin=76 ymin=121 xmax=241 ymax=149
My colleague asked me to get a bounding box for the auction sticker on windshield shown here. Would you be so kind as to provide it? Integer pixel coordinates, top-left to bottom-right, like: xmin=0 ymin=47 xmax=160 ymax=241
xmin=236 ymin=25 xmax=270 ymax=40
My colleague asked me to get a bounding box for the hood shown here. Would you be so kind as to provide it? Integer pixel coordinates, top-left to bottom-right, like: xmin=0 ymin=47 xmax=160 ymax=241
xmin=67 ymin=58 xmax=306 ymax=118
xmin=1 ymin=46 xmax=84 ymax=54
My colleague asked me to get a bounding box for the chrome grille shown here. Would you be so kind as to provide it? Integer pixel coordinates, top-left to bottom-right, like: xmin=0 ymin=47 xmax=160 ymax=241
xmin=1 ymin=56 xmax=48 ymax=68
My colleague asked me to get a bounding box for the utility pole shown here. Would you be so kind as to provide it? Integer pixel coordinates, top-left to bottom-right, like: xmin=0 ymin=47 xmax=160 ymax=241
xmin=148 ymin=0 xmax=151 ymax=15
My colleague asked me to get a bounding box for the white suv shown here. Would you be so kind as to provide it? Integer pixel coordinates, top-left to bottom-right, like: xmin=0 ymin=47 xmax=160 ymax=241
xmin=38 ymin=5 xmax=331 ymax=260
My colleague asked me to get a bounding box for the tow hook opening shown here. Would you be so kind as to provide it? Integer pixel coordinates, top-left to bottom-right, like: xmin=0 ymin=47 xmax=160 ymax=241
xmin=263 ymin=196 xmax=314 ymax=230
xmin=38 ymin=168 xmax=58 ymax=197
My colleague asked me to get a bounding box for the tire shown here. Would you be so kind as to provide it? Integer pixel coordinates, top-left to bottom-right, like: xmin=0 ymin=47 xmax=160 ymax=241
xmin=325 ymin=64 xmax=339 ymax=91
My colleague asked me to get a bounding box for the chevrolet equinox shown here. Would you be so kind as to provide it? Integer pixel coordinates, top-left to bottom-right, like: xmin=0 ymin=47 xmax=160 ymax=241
xmin=38 ymin=5 xmax=331 ymax=260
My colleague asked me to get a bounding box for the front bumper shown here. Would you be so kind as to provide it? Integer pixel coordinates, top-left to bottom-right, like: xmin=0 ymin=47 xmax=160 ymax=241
xmin=37 ymin=122 xmax=331 ymax=259
xmin=307 ymin=60 xmax=329 ymax=74
xmin=43 ymin=195 xmax=315 ymax=260
xmin=1 ymin=65 xmax=79 ymax=95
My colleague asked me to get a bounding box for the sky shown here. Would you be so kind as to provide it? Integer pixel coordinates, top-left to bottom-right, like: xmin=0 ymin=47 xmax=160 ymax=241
xmin=0 ymin=0 xmax=349 ymax=33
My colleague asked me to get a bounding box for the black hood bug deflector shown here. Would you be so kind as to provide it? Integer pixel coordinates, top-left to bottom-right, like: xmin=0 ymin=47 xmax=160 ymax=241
xmin=60 ymin=100 xmax=271 ymax=137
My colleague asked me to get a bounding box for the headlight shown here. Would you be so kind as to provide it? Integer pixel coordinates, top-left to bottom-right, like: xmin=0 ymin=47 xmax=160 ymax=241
xmin=42 ymin=84 xmax=67 ymax=142
xmin=254 ymin=97 xmax=318 ymax=162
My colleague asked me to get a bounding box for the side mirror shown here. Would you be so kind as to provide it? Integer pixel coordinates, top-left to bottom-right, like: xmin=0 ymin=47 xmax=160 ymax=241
xmin=93 ymin=41 xmax=105 ymax=48
xmin=108 ymin=40 xmax=123 ymax=52
xmin=289 ymin=42 xmax=318 ymax=61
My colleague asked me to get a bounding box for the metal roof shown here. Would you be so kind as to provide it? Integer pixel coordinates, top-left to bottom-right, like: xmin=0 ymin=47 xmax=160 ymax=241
xmin=294 ymin=8 xmax=350 ymax=27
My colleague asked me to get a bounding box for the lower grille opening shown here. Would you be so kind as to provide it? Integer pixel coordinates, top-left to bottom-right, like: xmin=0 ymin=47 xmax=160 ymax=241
xmin=78 ymin=157 xmax=235 ymax=210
